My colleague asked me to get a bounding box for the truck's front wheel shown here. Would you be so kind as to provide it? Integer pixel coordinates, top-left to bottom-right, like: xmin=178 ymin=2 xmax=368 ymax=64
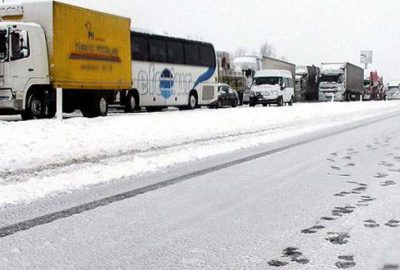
xmin=21 ymin=93 xmax=44 ymax=120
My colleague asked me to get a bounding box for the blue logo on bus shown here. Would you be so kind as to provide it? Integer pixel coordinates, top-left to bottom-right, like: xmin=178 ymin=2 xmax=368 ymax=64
xmin=160 ymin=69 xmax=174 ymax=99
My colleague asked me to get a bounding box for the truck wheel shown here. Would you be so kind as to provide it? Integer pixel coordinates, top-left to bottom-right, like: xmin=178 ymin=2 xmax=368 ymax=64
xmin=249 ymin=102 xmax=256 ymax=107
xmin=277 ymin=96 xmax=284 ymax=107
xmin=345 ymin=92 xmax=351 ymax=102
xmin=82 ymin=94 xmax=108 ymax=118
xmin=188 ymin=92 xmax=197 ymax=110
xmin=21 ymin=93 xmax=44 ymax=120
xmin=232 ymin=99 xmax=238 ymax=108
xmin=288 ymin=96 xmax=294 ymax=106
xmin=96 ymin=95 xmax=109 ymax=117
xmin=124 ymin=91 xmax=139 ymax=113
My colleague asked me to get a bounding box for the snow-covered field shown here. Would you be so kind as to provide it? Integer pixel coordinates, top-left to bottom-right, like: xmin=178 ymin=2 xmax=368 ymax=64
xmin=0 ymin=101 xmax=400 ymax=206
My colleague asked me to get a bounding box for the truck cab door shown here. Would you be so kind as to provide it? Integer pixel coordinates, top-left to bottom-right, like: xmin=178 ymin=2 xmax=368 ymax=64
xmin=10 ymin=30 xmax=33 ymax=99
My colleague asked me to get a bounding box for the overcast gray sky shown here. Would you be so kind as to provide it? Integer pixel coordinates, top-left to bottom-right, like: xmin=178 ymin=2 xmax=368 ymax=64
xmin=10 ymin=0 xmax=400 ymax=81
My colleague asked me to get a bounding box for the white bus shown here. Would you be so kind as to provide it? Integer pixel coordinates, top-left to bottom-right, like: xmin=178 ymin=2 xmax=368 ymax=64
xmin=122 ymin=31 xmax=218 ymax=112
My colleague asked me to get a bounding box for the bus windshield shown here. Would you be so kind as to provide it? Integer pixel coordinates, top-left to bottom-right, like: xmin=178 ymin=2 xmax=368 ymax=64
xmin=0 ymin=30 xmax=7 ymax=61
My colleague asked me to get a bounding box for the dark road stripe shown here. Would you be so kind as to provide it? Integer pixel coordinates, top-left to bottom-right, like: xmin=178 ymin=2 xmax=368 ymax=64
xmin=0 ymin=111 xmax=399 ymax=239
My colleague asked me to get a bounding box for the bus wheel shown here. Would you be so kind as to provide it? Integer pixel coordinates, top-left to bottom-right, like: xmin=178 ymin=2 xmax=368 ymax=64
xmin=21 ymin=92 xmax=44 ymax=120
xmin=188 ymin=92 xmax=197 ymax=110
xmin=125 ymin=91 xmax=139 ymax=113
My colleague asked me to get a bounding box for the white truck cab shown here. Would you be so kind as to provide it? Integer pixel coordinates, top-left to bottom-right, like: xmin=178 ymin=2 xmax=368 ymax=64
xmin=248 ymin=69 xmax=294 ymax=107
xmin=0 ymin=21 xmax=50 ymax=117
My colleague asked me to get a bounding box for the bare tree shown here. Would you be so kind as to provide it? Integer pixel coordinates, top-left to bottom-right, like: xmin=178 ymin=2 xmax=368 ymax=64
xmin=260 ymin=41 xmax=277 ymax=58
xmin=234 ymin=47 xmax=248 ymax=56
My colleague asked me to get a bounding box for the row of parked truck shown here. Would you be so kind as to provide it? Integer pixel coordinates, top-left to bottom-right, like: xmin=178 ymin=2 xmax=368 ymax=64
xmin=219 ymin=53 xmax=390 ymax=107
xmin=0 ymin=1 xmax=395 ymax=121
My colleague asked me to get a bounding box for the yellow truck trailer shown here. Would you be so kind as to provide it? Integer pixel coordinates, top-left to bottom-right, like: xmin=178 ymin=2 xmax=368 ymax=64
xmin=0 ymin=1 xmax=131 ymax=118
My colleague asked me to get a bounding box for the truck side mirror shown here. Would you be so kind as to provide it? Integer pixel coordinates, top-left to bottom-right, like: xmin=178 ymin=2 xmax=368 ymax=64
xmin=281 ymin=83 xmax=286 ymax=90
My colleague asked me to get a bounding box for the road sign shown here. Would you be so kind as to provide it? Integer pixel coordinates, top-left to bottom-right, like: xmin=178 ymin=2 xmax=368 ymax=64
xmin=361 ymin=51 xmax=373 ymax=64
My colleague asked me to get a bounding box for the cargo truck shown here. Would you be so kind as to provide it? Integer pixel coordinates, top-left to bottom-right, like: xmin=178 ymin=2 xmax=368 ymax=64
xmin=318 ymin=62 xmax=364 ymax=102
xmin=363 ymin=70 xmax=385 ymax=100
xmin=260 ymin=56 xmax=295 ymax=82
xmin=0 ymin=1 xmax=132 ymax=119
xmin=295 ymin=65 xmax=320 ymax=102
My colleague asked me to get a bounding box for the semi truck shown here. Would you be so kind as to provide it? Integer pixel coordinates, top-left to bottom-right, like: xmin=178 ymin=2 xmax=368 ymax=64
xmin=0 ymin=1 xmax=132 ymax=119
xmin=318 ymin=62 xmax=364 ymax=102
xmin=295 ymin=65 xmax=320 ymax=102
xmin=363 ymin=70 xmax=385 ymax=100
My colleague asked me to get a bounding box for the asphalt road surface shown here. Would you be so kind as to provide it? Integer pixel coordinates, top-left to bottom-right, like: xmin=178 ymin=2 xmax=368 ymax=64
xmin=1 ymin=113 xmax=400 ymax=269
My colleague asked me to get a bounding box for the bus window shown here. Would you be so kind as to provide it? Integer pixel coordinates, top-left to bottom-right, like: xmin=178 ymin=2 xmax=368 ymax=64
xmin=149 ymin=38 xmax=167 ymax=63
xmin=131 ymin=34 xmax=149 ymax=61
xmin=184 ymin=42 xmax=200 ymax=66
xmin=199 ymin=44 xmax=215 ymax=67
xmin=167 ymin=40 xmax=184 ymax=65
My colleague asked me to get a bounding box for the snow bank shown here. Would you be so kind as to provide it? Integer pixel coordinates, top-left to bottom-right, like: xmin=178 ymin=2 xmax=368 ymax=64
xmin=0 ymin=102 xmax=399 ymax=173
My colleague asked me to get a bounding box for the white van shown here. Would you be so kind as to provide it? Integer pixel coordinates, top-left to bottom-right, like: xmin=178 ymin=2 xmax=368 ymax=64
xmin=246 ymin=70 xmax=294 ymax=106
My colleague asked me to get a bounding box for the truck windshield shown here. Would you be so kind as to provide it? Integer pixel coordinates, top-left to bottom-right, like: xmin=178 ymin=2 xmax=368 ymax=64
xmin=253 ymin=76 xmax=281 ymax=86
xmin=320 ymin=75 xmax=342 ymax=83
xmin=0 ymin=30 xmax=7 ymax=61
xmin=388 ymin=86 xmax=400 ymax=92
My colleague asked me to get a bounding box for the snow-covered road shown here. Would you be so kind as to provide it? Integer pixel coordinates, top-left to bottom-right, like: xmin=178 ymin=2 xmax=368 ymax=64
xmin=0 ymin=105 xmax=400 ymax=269
xmin=1 ymin=101 xmax=400 ymax=206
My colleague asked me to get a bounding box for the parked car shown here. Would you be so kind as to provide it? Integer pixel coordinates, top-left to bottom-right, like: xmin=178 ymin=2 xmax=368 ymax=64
xmin=386 ymin=81 xmax=400 ymax=100
xmin=212 ymin=83 xmax=239 ymax=108
xmin=249 ymin=70 xmax=295 ymax=107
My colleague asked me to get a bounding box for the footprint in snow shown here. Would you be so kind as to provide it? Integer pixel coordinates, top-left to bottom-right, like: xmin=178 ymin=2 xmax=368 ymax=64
xmin=321 ymin=216 xmax=336 ymax=221
xmin=335 ymin=255 xmax=356 ymax=269
xmin=332 ymin=206 xmax=355 ymax=217
xmin=385 ymin=220 xmax=400 ymax=228
xmin=331 ymin=166 xmax=341 ymax=171
xmin=352 ymin=186 xmax=367 ymax=194
xmin=335 ymin=191 xmax=352 ymax=197
xmin=301 ymin=225 xmax=325 ymax=234
xmin=381 ymin=264 xmax=400 ymax=270
xmin=381 ymin=181 xmax=396 ymax=187
xmin=267 ymin=260 xmax=288 ymax=267
xmin=364 ymin=219 xmax=380 ymax=228
xmin=379 ymin=161 xmax=395 ymax=167
xmin=375 ymin=173 xmax=389 ymax=178
xmin=282 ymin=247 xmax=309 ymax=265
xmin=326 ymin=232 xmax=350 ymax=245
xmin=356 ymin=195 xmax=376 ymax=206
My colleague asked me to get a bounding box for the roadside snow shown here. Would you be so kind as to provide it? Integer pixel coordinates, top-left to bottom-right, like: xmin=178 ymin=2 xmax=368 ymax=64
xmin=0 ymin=101 xmax=400 ymax=206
